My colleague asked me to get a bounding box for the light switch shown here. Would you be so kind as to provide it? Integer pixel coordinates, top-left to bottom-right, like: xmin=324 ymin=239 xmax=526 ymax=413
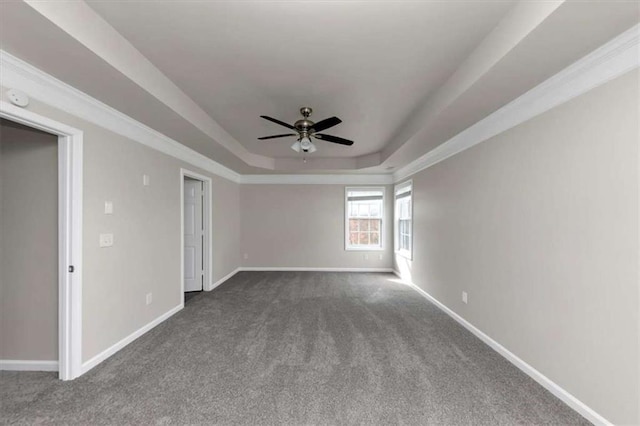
xmin=99 ymin=233 xmax=114 ymax=248
xmin=104 ymin=201 xmax=113 ymax=214
xmin=143 ymin=174 xmax=150 ymax=186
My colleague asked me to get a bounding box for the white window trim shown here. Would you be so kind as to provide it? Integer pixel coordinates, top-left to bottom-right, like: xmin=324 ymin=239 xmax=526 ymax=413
xmin=394 ymin=180 xmax=413 ymax=260
xmin=344 ymin=186 xmax=385 ymax=251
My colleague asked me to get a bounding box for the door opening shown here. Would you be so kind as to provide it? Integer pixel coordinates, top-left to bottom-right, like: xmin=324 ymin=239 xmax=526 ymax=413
xmin=0 ymin=118 xmax=58 ymax=371
xmin=180 ymin=169 xmax=212 ymax=303
xmin=183 ymin=177 xmax=204 ymax=293
xmin=0 ymin=102 xmax=83 ymax=381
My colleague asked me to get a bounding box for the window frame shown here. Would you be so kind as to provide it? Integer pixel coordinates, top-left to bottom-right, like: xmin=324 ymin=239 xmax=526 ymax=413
xmin=394 ymin=180 xmax=413 ymax=260
xmin=344 ymin=186 xmax=385 ymax=251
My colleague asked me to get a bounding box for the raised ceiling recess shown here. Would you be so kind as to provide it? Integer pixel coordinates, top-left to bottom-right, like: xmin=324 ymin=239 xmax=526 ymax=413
xmin=1 ymin=1 xmax=638 ymax=174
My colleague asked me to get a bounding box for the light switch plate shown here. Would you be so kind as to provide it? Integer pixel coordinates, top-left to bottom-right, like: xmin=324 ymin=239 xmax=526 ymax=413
xmin=99 ymin=233 xmax=114 ymax=247
xmin=104 ymin=201 xmax=113 ymax=215
xmin=143 ymin=174 xmax=150 ymax=186
xmin=462 ymin=291 xmax=468 ymax=304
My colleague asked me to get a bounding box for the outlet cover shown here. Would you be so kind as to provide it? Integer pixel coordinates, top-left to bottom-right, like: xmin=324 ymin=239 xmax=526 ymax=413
xmin=99 ymin=233 xmax=114 ymax=247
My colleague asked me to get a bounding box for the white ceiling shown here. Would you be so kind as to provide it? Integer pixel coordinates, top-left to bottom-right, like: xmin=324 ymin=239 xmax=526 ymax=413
xmin=87 ymin=1 xmax=513 ymax=159
xmin=1 ymin=1 xmax=638 ymax=175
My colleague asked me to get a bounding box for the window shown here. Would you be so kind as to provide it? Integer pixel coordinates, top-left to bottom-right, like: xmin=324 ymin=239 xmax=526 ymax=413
xmin=345 ymin=187 xmax=385 ymax=251
xmin=394 ymin=181 xmax=412 ymax=258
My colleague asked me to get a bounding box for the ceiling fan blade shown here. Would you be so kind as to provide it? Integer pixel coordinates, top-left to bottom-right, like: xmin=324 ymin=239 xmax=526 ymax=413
xmin=260 ymin=115 xmax=296 ymax=130
xmin=257 ymin=133 xmax=297 ymax=140
xmin=312 ymin=116 xmax=342 ymax=133
xmin=314 ymin=134 xmax=354 ymax=146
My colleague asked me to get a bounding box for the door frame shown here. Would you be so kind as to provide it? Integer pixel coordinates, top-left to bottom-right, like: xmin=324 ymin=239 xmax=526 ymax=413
xmin=0 ymin=100 xmax=83 ymax=380
xmin=180 ymin=168 xmax=212 ymax=302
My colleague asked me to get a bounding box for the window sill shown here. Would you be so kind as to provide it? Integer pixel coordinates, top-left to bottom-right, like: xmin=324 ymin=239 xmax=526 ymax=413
xmin=345 ymin=246 xmax=385 ymax=252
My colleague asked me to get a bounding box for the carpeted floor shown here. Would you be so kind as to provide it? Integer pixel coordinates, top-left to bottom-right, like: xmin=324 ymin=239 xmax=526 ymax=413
xmin=1 ymin=272 xmax=587 ymax=425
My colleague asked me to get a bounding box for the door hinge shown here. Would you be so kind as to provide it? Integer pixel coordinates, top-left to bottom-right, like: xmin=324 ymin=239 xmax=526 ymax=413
xmin=68 ymin=265 xmax=75 ymax=273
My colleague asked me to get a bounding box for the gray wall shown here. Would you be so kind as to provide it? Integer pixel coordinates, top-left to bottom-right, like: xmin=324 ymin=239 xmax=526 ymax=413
xmin=395 ymin=70 xmax=639 ymax=425
xmin=213 ymin=177 xmax=241 ymax=281
xmin=240 ymin=184 xmax=393 ymax=269
xmin=0 ymin=89 xmax=242 ymax=364
xmin=79 ymin=119 xmax=241 ymax=360
xmin=0 ymin=119 xmax=58 ymax=361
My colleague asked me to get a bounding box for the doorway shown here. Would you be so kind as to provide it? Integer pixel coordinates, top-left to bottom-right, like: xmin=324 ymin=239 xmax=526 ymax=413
xmin=1 ymin=118 xmax=58 ymax=370
xmin=180 ymin=169 xmax=212 ymax=303
xmin=0 ymin=101 xmax=83 ymax=381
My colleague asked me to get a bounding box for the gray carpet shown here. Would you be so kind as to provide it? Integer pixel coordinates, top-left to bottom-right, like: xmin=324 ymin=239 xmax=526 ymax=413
xmin=1 ymin=272 xmax=587 ymax=425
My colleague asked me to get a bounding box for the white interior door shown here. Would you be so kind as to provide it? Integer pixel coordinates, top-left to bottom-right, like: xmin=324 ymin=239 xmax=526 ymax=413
xmin=184 ymin=179 xmax=203 ymax=292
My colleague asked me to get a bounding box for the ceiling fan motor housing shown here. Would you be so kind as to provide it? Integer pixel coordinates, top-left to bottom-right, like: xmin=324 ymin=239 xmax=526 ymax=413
xmin=295 ymin=107 xmax=315 ymax=132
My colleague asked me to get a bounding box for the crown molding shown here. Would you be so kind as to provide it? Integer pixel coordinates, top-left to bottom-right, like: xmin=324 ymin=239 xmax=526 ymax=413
xmin=393 ymin=23 xmax=640 ymax=182
xmin=240 ymin=174 xmax=394 ymax=185
xmin=0 ymin=50 xmax=243 ymax=183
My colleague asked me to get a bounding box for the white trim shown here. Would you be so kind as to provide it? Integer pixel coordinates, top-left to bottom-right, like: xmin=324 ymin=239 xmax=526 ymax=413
xmin=81 ymin=304 xmax=183 ymax=374
xmin=180 ymin=169 xmax=213 ymax=297
xmin=240 ymin=267 xmax=394 ymax=273
xmin=209 ymin=268 xmax=241 ymax=291
xmin=0 ymin=50 xmax=242 ymax=184
xmin=0 ymin=100 xmax=83 ymax=381
xmin=394 ymin=271 xmax=613 ymax=426
xmin=393 ymin=23 xmax=640 ymax=182
xmin=240 ymin=174 xmax=393 ymax=185
xmin=0 ymin=360 xmax=59 ymax=372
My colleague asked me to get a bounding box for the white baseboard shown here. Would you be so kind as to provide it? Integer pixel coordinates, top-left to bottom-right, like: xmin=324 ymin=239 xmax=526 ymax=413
xmin=207 ymin=267 xmax=241 ymax=291
xmin=239 ymin=267 xmax=394 ymax=273
xmin=0 ymin=360 xmax=59 ymax=372
xmin=81 ymin=303 xmax=183 ymax=375
xmin=392 ymin=271 xmax=611 ymax=426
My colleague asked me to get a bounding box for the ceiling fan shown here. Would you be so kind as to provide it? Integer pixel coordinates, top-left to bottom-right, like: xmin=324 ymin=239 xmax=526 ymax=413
xmin=258 ymin=107 xmax=354 ymax=153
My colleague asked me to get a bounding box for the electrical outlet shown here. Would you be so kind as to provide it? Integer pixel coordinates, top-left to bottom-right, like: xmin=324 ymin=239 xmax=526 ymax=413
xmin=146 ymin=293 xmax=152 ymax=305
xmin=99 ymin=233 xmax=114 ymax=247
xmin=462 ymin=291 xmax=468 ymax=304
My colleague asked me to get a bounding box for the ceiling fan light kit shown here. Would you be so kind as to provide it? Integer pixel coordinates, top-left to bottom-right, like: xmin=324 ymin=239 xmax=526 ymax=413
xmin=291 ymin=136 xmax=317 ymax=153
xmin=259 ymin=107 xmax=353 ymax=154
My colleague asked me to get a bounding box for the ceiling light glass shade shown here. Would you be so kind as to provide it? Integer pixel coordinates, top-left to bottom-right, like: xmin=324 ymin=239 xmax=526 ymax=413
xmin=291 ymin=137 xmax=317 ymax=153
xmin=300 ymin=136 xmax=312 ymax=150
